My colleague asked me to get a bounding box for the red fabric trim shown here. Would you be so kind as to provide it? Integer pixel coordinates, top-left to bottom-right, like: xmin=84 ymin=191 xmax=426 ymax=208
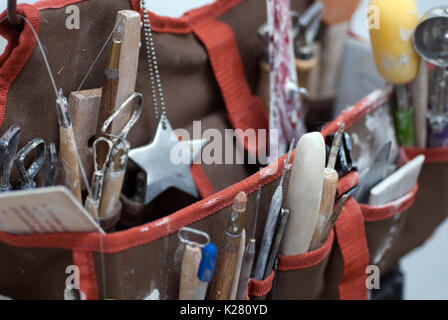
xmin=191 ymin=164 xmax=216 ymax=199
xmin=335 ymin=197 xmax=369 ymax=300
xmin=361 ymin=184 xmax=418 ymax=222
xmin=337 ymin=171 xmax=359 ymax=197
xmin=72 ymin=250 xmax=98 ymax=300
xmin=403 ymin=146 xmax=448 ymax=164
xmin=0 ymin=145 xmax=351 ymax=253
xmin=33 ymin=0 xmax=84 ymax=10
xmin=248 ymin=270 xmax=275 ymax=297
xmin=0 ymin=4 xmax=40 ymax=129
xmin=34 ymin=0 xmax=244 ymax=34
xmin=192 ymin=18 xmax=268 ymax=156
xmin=0 ymin=24 xmax=16 ymax=66
xmin=321 ymin=86 xmax=394 ymax=138
xmin=130 ymin=0 xmax=244 ymax=34
xmin=277 ymin=230 xmax=334 ymax=271
xmin=0 ymin=151 xmax=291 ymax=252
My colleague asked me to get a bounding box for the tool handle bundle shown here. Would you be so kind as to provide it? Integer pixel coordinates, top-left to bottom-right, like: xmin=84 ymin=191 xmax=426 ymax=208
xmin=0 ymin=0 xmax=442 ymax=301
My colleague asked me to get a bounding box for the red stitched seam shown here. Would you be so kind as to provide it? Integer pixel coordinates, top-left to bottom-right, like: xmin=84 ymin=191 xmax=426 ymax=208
xmin=277 ymin=230 xmax=334 ymax=271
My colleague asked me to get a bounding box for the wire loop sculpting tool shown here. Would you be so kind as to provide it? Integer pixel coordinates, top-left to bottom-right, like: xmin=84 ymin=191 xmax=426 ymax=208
xmin=0 ymin=125 xmax=21 ymax=193
xmin=15 ymin=138 xmax=46 ymax=190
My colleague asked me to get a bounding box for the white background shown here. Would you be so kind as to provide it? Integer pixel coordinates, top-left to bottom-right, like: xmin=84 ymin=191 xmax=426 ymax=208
xmin=0 ymin=0 xmax=447 ymax=300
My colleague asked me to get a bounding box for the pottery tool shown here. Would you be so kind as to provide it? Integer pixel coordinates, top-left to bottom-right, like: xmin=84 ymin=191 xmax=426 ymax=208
xmin=98 ymin=137 xmax=129 ymax=219
xmin=294 ymin=1 xmax=324 ymax=98
xmin=96 ymin=38 xmax=121 ymax=135
xmin=229 ymin=229 xmax=246 ymax=300
xmin=266 ymin=0 xmax=306 ymax=158
xmin=57 ymin=89 xmax=82 ymax=202
xmin=69 ymin=10 xmax=142 ymax=189
xmin=15 ymin=138 xmax=46 ymax=190
xmin=427 ymin=67 xmax=448 ymax=147
xmin=98 ymin=93 xmax=142 ymax=218
xmin=209 ymin=192 xmax=247 ymax=300
xmin=325 ymin=132 xmax=356 ymax=176
xmin=309 ymin=124 xmax=345 ymax=251
xmin=281 ymin=132 xmax=326 ymax=256
xmin=254 ymin=141 xmax=294 ymax=280
xmin=318 ymin=194 xmax=349 ymax=246
xmin=180 ymin=244 xmax=202 ymax=300
xmin=95 ymin=39 xmax=121 ymax=166
xmin=84 ymin=137 xmax=113 ymax=218
xmin=264 ymin=208 xmax=290 ymax=278
xmin=178 ymin=227 xmax=210 ymax=300
xmin=369 ymin=0 xmax=420 ymax=147
xmin=413 ymin=7 xmax=448 ymax=147
xmin=411 ymin=61 xmax=429 ymax=148
xmin=319 ymin=0 xmax=360 ymax=100
xmin=0 ymin=125 xmax=20 ymax=193
xmin=351 ymin=141 xmax=396 ymax=204
xmin=368 ymin=155 xmax=425 ymax=206
xmin=45 ymin=143 xmax=58 ymax=187
xmin=236 ymin=185 xmax=261 ymax=300
xmin=195 ymin=242 xmax=218 ymax=300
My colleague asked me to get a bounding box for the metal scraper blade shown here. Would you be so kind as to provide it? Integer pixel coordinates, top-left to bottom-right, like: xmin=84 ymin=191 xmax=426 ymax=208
xmin=351 ymin=141 xmax=395 ymax=204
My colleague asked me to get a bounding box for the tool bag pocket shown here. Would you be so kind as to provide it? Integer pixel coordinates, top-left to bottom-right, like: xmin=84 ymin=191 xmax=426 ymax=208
xmin=247 ymin=270 xmax=275 ymax=300
xmin=399 ymin=147 xmax=448 ymax=257
xmin=273 ymin=230 xmax=334 ymax=300
xmin=361 ymin=184 xmax=418 ymax=274
xmin=323 ymin=86 xmax=432 ymax=276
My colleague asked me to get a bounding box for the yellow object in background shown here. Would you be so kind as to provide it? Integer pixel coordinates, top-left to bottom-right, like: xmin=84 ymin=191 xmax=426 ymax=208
xmin=369 ymin=0 xmax=420 ymax=84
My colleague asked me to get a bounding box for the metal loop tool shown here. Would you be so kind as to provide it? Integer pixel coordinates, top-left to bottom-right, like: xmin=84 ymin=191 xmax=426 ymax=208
xmin=0 ymin=125 xmax=21 ymax=192
xmin=15 ymin=138 xmax=46 ymax=190
xmin=178 ymin=227 xmax=211 ymax=249
xmin=101 ymin=92 xmax=143 ymax=141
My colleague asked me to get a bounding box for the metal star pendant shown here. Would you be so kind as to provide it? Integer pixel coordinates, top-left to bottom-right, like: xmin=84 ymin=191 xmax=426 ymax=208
xmin=129 ymin=118 xmax=208 ymax=204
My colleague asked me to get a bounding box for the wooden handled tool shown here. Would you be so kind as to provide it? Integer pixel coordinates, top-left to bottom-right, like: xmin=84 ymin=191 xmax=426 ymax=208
xmin=84 ymin=137 xmax=113 ymax=218
xmin=281 ymin=132 xmax=325 ymax=256
xmin=229 ymin=229 xmax=246 ymax=300
xmin=295 ymin=1 xmax=323 ymax=98
xmin=264 ymin=208 xmax=290 ymax=278
xmin=96 ymin=39 xmax=121 ymax=165
xmin=195 ymin=243 xmax=218 ymax=300
xmin=179 ymin=243 xmax=202 ymax=300
xmin=235 ymin=185 xmax=261 ymax=300
xmin=209 ymin=192 xmax=247 ymax=300
xmin=309 ymin=124 xmax=345 ymax=251
xmin=254 ymin=141 xmax=293 ymax=280
xmin=319 ymin=0 xmax=360 ymax=100
xmin=57 ymin=89 xmax=82 ymax=203
xmin=411 ymin=61 xmax=429 ymax=148
xmin=369 ymin=0 xmax=420 ymax=147
xmin=98 ymin=137 xmax=129 ymax=218
xmin=318 ymin=194 xmax=349 ymax=246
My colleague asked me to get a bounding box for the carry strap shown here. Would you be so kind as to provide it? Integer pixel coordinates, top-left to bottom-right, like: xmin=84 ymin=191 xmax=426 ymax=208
xmin=0 ymin=4 xmax=40 ymax=129
xmin=335 ymin=197 xmax=369 ymax=300
xmin=191 ymin=18 xmax=268 ymax=156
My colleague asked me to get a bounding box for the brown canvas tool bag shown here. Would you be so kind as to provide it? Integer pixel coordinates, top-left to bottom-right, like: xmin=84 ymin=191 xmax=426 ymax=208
xmin=0 ymin=0 xmax=431 ymax=300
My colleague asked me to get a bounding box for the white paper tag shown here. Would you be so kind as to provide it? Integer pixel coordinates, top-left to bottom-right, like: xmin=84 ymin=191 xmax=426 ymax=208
xmin=0 ymin=186 xmax=104 ymax=234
